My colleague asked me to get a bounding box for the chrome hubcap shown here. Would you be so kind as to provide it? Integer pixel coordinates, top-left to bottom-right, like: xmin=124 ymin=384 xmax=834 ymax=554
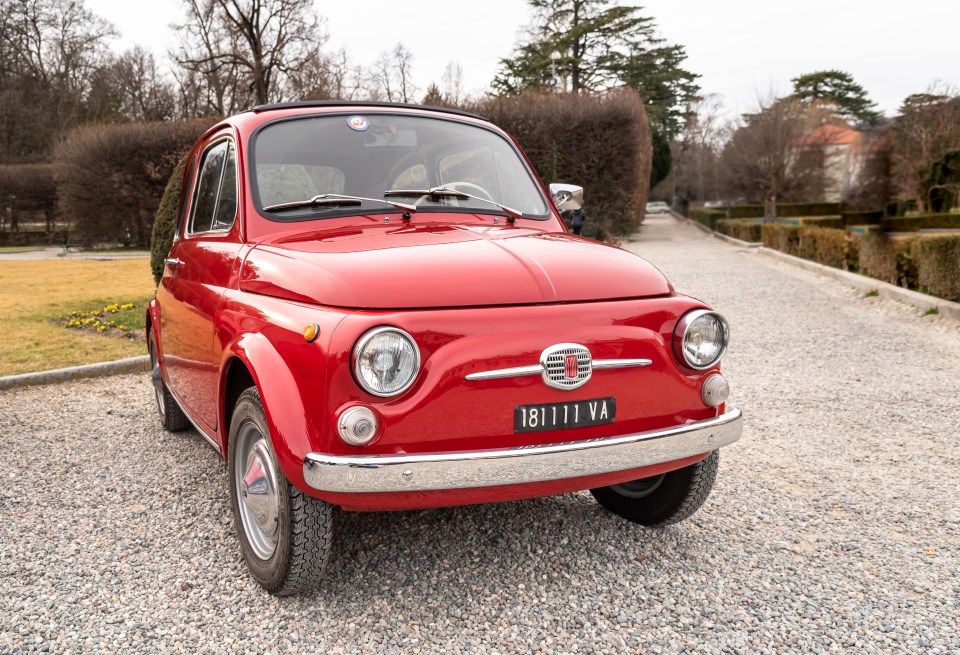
xmin=610 ymin=474 xmax=665 ymax=499
xmin=235 ymin=425 xmax=281 ymax=560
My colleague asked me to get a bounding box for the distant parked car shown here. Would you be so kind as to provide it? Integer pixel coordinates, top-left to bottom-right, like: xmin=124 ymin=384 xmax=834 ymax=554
xmin=148 ymin=101 xmax=742 ymax=595
xmin=645 ymin=201 xmax=671 ymax=214
xmin=703 ymin=200 xmax=727 ymax=209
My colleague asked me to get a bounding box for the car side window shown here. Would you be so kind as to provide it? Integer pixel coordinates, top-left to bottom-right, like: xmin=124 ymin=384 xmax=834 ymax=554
xmin=190 ymin=139 xmax=237 ymax=234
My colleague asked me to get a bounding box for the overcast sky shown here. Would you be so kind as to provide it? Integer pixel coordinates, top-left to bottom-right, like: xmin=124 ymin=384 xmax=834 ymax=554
xmin=85 ymin=0 xmax=960 ymax=119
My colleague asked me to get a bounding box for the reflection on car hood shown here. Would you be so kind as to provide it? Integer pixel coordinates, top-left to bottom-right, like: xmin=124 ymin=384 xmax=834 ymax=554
xmin=239 ymin=222 xmax=673 ymax=309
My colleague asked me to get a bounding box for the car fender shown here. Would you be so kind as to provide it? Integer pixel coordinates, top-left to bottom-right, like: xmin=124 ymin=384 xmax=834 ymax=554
xmin=219 ymin=331 xmax=318 ymax=491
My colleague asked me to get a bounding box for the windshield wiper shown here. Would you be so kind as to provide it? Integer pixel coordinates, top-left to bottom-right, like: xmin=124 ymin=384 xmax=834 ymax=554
xmin=384 ymin=186 xmax=524 ymax=222
xmin=265 ymin=193 xmax=416 ymax=215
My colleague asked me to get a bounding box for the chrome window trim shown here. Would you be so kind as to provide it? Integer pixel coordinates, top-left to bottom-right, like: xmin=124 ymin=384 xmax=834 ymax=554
xmin=187 ymin=136 xmax=238 ymax=237
xmin=303 ymin=408 xmax=743 ymax=494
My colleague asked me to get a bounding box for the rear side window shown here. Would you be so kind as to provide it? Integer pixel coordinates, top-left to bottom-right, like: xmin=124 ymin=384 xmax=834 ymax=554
xmin=190 ymin=139 xmax=237 ymax=234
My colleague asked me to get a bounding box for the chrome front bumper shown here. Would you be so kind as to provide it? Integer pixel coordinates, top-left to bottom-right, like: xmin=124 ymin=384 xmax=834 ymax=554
xmin=303 ymin=408 xmax=742 ymax=494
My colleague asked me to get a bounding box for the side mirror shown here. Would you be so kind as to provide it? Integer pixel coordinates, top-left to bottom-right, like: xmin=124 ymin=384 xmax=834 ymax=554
xmin=549 ymin=183 xmax=583 ymax=212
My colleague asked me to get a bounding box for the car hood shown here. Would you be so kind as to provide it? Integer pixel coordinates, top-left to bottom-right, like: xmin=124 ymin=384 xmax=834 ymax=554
xmin=239 ymin=223 xmax=672 ymax=309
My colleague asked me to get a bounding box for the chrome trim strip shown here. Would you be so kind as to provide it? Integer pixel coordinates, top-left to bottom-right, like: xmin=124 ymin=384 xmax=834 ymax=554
xmin=465 ymin=364 xmax=543 ymax=381
xmin=303 ymin=408 xmax=742 ymax=494
xmin=465 ymin=358 xmax=652 ymax=381
xmin=592 ymin=358 xmax=653 ymax=369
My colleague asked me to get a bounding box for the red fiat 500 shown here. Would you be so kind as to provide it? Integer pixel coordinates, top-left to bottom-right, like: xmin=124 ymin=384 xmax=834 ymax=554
xmin=148 ymin=101 xmax=742 ymax=595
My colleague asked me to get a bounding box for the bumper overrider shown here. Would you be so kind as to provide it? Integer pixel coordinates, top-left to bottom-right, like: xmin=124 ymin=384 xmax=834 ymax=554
xmin=303 ymin=408 xmax=742 ymax=494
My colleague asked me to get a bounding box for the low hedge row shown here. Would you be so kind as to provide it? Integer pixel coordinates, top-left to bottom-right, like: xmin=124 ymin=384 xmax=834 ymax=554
xmin=691 ymin=208 xmax=726 ymax=230
xmin=880 ymin=213 xmax=960 ymax=232
xmin=725 ymin=202 xmax=841 ymax=219
xmin=762 ymin=223 xmax=960 ymax=301
xmin=716 ymin=219 xmax=761 ymax=242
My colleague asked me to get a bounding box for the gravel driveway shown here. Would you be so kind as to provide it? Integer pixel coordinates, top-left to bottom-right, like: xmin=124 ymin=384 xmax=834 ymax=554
xmin=2 ymin=215 xmax=958 ymax=654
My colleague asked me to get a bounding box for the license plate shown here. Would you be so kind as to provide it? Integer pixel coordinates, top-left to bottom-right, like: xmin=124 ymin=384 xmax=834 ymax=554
xmin=514 ymin=397 xmax=616 ymax=433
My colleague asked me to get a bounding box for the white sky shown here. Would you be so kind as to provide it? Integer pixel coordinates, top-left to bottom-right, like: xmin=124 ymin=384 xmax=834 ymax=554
xmin=85 ymin=0 xmax=960 ymax=119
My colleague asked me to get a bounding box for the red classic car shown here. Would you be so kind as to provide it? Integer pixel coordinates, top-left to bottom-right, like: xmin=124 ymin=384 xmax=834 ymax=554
xmin=148 ymin=101 xmax=742 ymax=595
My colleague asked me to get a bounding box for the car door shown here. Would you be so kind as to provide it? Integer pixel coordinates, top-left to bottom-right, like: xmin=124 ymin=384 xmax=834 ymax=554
xmin=157 ymin=134 xmax=242 ymax=433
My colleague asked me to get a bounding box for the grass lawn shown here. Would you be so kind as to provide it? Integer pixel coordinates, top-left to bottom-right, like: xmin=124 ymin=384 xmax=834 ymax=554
xmin=0 ymin=259 xmax=156 ymax=376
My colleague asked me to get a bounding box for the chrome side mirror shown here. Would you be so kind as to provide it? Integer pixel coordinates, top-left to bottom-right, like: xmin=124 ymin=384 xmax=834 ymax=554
xmin=549 ymin=183 xmax=583 ymax=212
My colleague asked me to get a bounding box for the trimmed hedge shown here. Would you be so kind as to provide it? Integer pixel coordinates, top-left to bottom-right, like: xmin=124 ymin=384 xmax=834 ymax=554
xmin=857 ymin=232 xmax=919 ymax=288
xmin=727 ymin=202 xmax=841 ymax=219
xmin=717 ymin=219 xmax=761 ymax=242
xmin=476 ymin=89 xmax=652 ymax=240
xmin=691 ymin=208 xmax=726 ymax=230
xmin=761 ymin=223 xmax=801 ymax=255
xmin=841 ymin=210 xmax=882 ymax=226
xmin=0 ymin=164 xmax=58 ymax=228
xmin=913 ymin=236 xmax=960 ymax=302
xmin=56 ymin=118 xmax=215 ymax=247
xmin=881 ymin=213 xmax=960 ymax=232
xmin=797 ymin=227 xmax=857 ymax=270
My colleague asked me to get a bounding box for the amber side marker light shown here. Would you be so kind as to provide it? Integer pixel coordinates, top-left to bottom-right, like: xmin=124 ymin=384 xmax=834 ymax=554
xmin=303 ymin=324 xmax=320 ymax=342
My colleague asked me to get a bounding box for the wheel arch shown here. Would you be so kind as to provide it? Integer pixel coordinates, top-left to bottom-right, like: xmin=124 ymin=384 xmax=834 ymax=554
xmin=218 ymin=332 xmax=317 ymax=491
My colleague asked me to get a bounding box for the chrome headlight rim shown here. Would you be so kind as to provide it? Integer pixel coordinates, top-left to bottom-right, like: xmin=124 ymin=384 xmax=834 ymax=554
xmin=352 ymin=326 xmax=421 ymax=398
xmin=673 ymin=309 xmax=729 ymax=371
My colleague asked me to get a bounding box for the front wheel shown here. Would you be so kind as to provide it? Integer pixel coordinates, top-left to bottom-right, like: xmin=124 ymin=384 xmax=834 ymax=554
xmin=590 ymin=451 xmax=720 ymax=526
xmin=228 ymin=387 xmax=334 ymax=595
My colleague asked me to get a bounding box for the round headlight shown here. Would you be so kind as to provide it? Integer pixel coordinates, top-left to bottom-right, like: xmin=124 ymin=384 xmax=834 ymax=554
xmin=353 ymin=327 xmax=420 ymax=397
xmin=674 ymin=310 xmax=729 ymax=370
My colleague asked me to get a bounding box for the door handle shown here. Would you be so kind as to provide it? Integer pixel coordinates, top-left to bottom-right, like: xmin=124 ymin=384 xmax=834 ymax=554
xmin=164 ymin=258 xmax=184 ymax=269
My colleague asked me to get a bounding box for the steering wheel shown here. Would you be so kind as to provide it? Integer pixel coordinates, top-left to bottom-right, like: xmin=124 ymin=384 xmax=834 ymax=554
xmin=445 ymin=181 xmax=494 ymax=202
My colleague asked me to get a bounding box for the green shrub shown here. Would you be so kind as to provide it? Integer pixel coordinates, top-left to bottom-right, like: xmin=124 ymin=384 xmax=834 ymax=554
xmin=691 ymin=208 xmax=726 ymax=230
xmin=841 ymin=210 xmax=883 ymax=226
xmin=761 ymin=223 xmax=801 ymax=255
xmin=55 ymin=118 xmax=215 ymax=247
xmin=0 ymin=164 xmax=58 ymax=230
xmin=727 ymin=205 xmax=764 ymax=219
xmin=717 ymin=219 xmax=761 ymax=242
xmin=880 ymin=216 xmax=923 ymax=232
xmin=728 ymin=202 xmax=840 ymax=219
xmin=858 ymin=232 xmax=920 ymax=287
xmin=476 ymin=89 xmax=651 ymax=240
xmin=797 ymin=227 xmax=855 ymax=269
xmin=913 ymin=235 xmax=960 ymax=302
xmin=150 ymin=156 xmax=189 ymax=285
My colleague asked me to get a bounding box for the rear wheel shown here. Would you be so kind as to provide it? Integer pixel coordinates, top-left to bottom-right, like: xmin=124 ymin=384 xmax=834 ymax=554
xmin=228 ymin=387 xmax=334 ymax=595
xmin=147 ymin=329 xmax=190 ymax=432
xmin=590 ymin=451 xmax=720 ymax=526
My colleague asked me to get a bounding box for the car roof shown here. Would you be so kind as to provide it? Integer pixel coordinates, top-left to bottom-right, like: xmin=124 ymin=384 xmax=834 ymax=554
xmin=250 ymin=100 xmax=486 ymax=122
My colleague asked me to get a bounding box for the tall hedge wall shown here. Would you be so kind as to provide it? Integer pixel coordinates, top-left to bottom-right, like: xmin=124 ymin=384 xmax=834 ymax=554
xmin=476 ymin=89 xmax=652 ymax=240
xmin=0 ymin=164 xmax=57 ymax=227
xmin=55 ymin=118 xmax=215 ymax=247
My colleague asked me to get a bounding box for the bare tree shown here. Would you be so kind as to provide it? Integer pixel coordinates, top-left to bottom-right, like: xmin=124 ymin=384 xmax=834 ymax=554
xmin=890 ymin=84 xmax=960 ymax=212
xmin=720 ymin=96 xmax=831 ymax=213
xmin=441 ymin=60 xmax=464 ymax=106
xmin=672 ymin=94 xmax=727 ymax=202
xmin=112 ymin=47 xmax=178 ymax=121
xmin=369 ymin=43 xmax=416 ymax=103
xmin=0 ymin=0 xmax=117 ymax=159
xmin=173 ymin=0 xmax=328 ymax=111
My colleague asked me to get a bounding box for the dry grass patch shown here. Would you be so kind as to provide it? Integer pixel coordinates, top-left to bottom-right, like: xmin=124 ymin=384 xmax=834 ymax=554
xmin=0 ymin=259 xmax=155 ymax=376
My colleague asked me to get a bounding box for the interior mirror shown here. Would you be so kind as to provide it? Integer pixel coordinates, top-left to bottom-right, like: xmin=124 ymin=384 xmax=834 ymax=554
xmin=549 ymin=183 xmax=583 ymax=212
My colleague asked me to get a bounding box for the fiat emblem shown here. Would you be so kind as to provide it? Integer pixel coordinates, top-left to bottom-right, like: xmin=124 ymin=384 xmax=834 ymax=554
xmin=540 ymin=343 xmax=592 ymax=390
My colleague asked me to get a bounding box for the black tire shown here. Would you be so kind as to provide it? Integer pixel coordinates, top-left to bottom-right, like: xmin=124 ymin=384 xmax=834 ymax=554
xmin=590 ymin=451 xmax=720 ymax=526
xmin=228 ymin=387 xmax=334 ymax=595
xmin=148 ymin=329 xmax=190 ymax=432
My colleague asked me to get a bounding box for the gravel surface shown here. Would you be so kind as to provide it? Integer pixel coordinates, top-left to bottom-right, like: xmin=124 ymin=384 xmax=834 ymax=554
xmin=2 ymin=215 xmax=958 ymax=654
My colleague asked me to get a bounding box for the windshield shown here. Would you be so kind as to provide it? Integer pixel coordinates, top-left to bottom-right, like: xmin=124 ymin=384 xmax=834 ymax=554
xmin=251 ymin=113 xmax=549 ymax=220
